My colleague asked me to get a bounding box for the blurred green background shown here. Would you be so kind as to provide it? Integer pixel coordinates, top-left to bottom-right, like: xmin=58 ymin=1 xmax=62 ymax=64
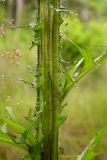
xmin=0 ymin=0 xmax=107 ymax=160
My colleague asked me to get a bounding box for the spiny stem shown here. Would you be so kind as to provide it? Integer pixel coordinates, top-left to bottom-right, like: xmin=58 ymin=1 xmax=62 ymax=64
xmin=35 ymin=0 xmax=60 ymax=159
xmin=40 ymin=0 xmax=53 ymax=159
xmin=51 ymin=0 xmax=60 ymax=159
xmin=35 ymin=1 xmax=42 ymax=159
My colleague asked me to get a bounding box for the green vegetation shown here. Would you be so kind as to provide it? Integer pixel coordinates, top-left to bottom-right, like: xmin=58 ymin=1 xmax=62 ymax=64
xmin=0 ymin=0 xmax=107 ymax=160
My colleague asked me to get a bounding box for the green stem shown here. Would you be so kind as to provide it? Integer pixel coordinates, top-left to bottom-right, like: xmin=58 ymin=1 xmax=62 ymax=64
xmin=51 ymin=0 xmax=60 ymax=159
xmin=40 ymin=0 xmax=53 ymax=159
xmin=35 ymin=1 xmax=42 ymax=159
xmin=35 ymin=0 xmax=60 ymax=159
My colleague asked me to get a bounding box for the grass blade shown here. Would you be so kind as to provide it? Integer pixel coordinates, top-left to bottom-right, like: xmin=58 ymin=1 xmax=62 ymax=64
xmin=0 ymin=131 xmax=27 ymax=150
xmin=0 ymin=116 xmax=35 ymax=146
xmin=0 ymin=131 xmax=14 ymax=144
xmin=77 ymin=123 xmax=107 ymax=160
xmin=0 ymin=116 xmax=25 ymax=133
xmin=95 ymin=52 xmax=107 ymax=64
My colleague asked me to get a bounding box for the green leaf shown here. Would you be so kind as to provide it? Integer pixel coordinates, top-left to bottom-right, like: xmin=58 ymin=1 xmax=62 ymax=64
xmin=0 ymin=116 xmax=25 ymax=133
xmin=0 ymin=116 xmax=35 ymax=146
xmin=23 ymin=109 xmax=39 ymax=144
xmin=69 ymin=58 xmax=84 ymax=78
xmin=22 ymin=117 xmax=37 ymax=143
xmin=95 ymin=52 xmax=107 ymax=64
xmin=63 ymin=58 xmax=84 ymax=96
xmin=77 ymin=123 xmax=107 ymax=160
xmin=63 ymin=42 xmax=96 ymax=98
xmin=29 ymin=23 xmax=42 ymax=49
xmin=0 ymin=131 xmax=27 ymax=150
xmin=70 ymin=41 xmax=94 ymax=65
xmin=77 ymin=52 xmax=107 ymax=82
xmin=58 ymin=115 xmax=67 ymax=128
xmin=29 ymin=41 xmax=37 ymax=50
xmin=70 ymin=42 xmax=95 ymax=75
xmin=64 ymin=51 xmax=107 ymax=98
xmin=0 ymin=131 xmax=15 ymax=144
xmin=28 ymin=22 xmax=41 ymax=30
xmin=79 ymin=48 xmax=95 ymax=68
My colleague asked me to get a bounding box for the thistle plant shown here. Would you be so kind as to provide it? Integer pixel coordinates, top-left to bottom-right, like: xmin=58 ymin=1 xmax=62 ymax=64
xmin=0 ymin=0 xmax=107 ymax=160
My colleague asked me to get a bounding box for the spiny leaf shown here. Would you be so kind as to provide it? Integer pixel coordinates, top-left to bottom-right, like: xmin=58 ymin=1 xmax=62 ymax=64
xmin=30 ymin=23 xmax=42 ymax=49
